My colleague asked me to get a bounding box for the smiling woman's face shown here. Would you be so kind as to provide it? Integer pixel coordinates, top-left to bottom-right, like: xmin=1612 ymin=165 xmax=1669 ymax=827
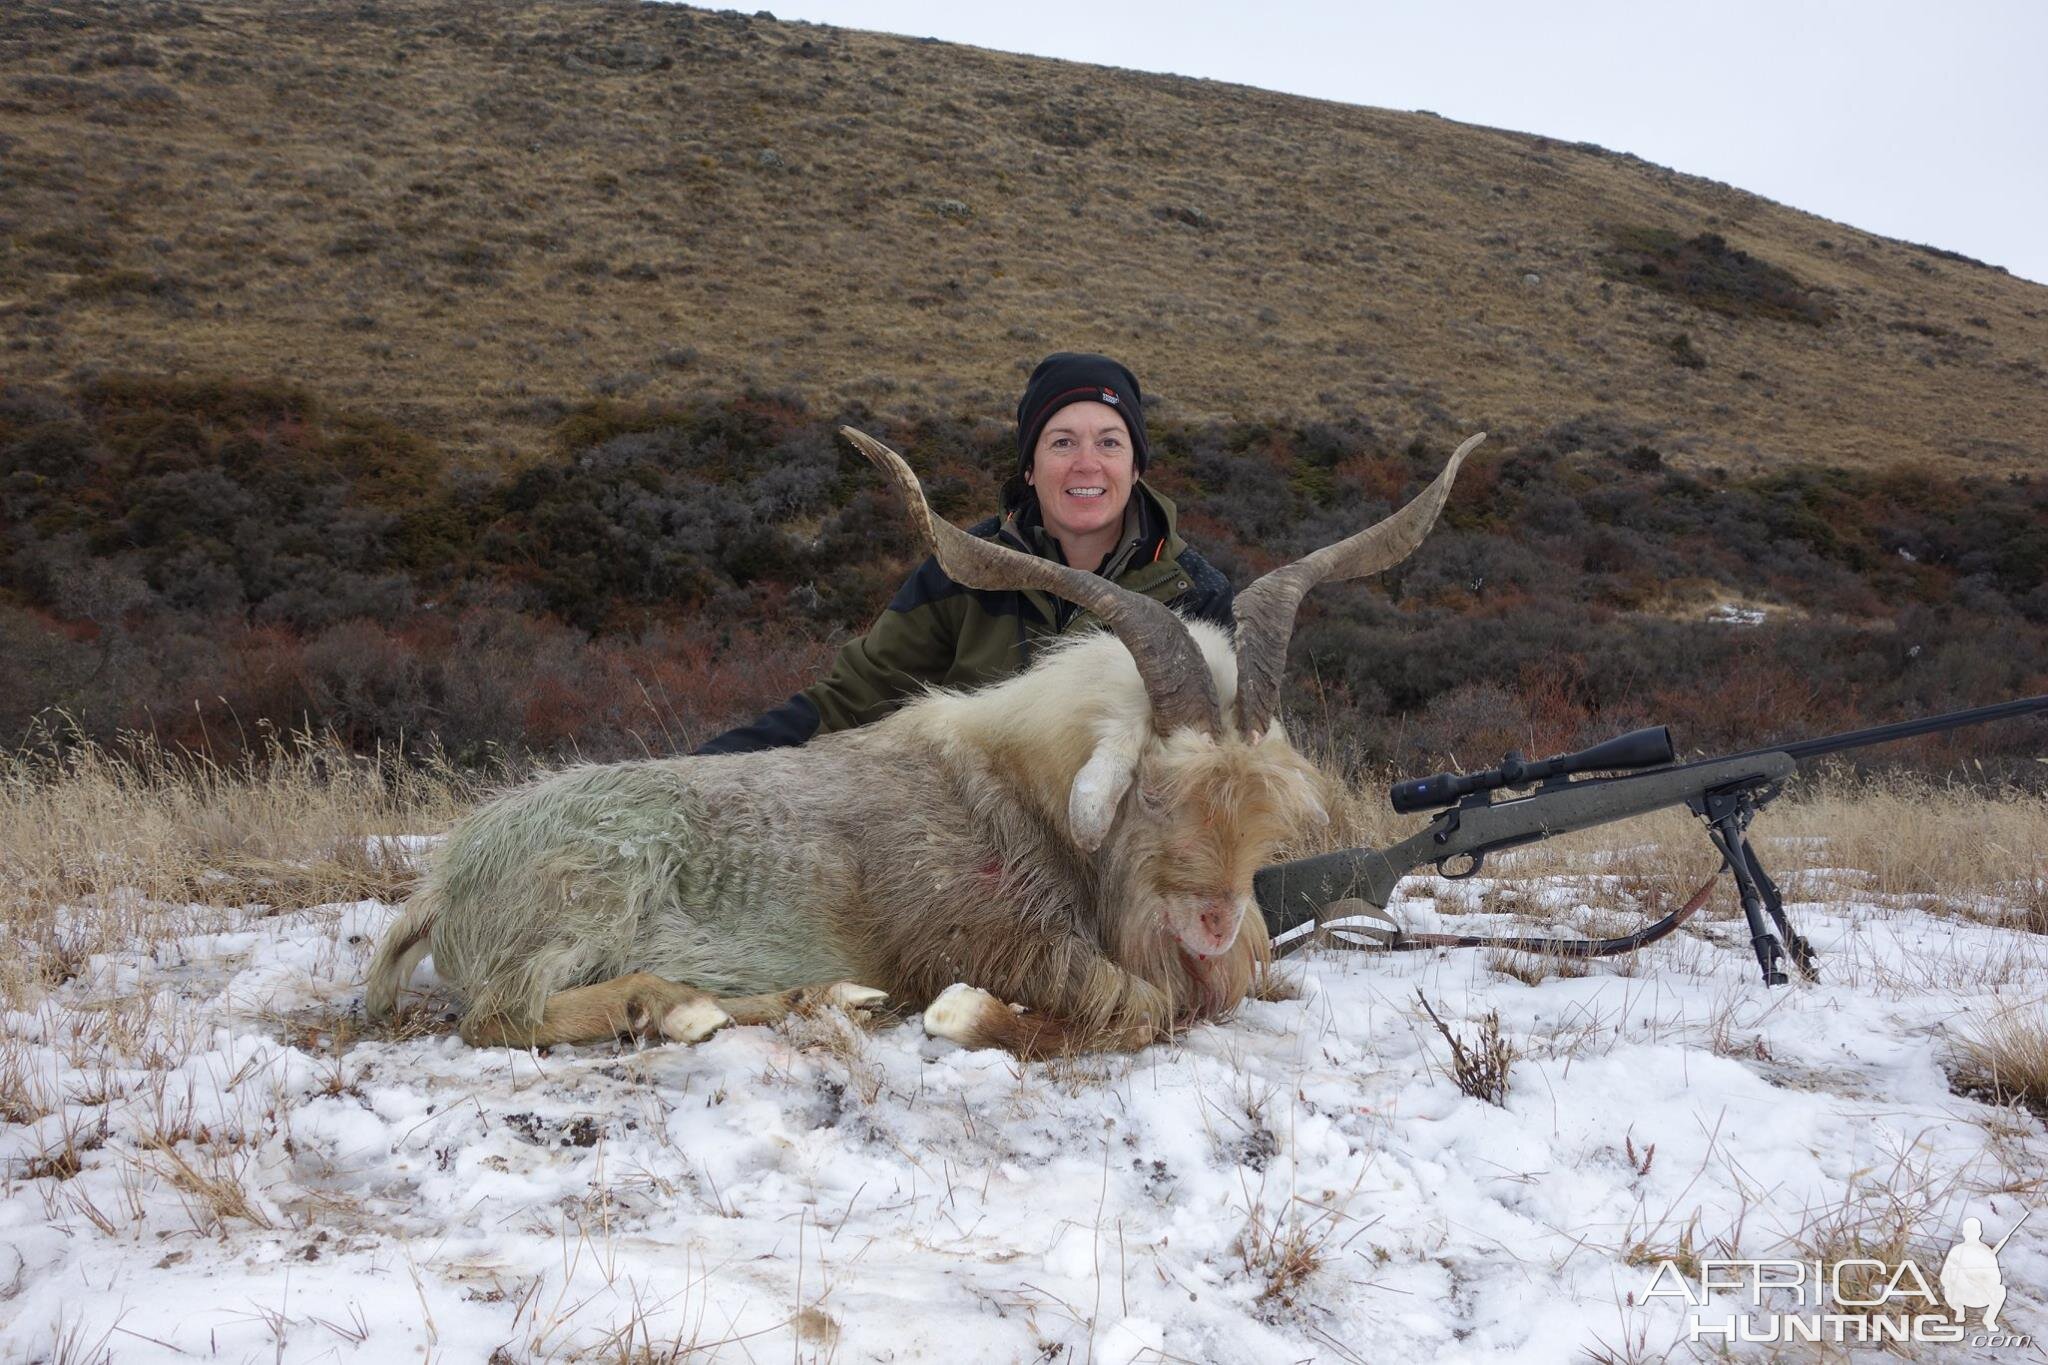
xmin=1027 ymin=400 xmax=1135 ymax=557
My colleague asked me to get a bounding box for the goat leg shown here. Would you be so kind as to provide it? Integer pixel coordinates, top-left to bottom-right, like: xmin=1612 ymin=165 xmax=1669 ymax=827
xmin=460 ymin=974 xmax=891 ymax=1048
xmin=714 ymin=981 xmax=890 ymax=1026
xmin=922 ymin=958 xmax=1173 ymax=1059
xmin=459 ymin=971 xmax=732 ymax=1048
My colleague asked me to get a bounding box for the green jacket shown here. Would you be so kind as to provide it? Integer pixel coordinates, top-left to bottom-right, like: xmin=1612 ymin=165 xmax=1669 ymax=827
xmin=697 ymin=482 xmax=1234 ymax=753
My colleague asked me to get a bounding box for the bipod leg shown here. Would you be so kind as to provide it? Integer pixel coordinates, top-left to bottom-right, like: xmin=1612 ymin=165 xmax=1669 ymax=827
xmin=1741 ymin=836 xmax=1818 ymax=982
xmin=1701 ymin=792 xmax=1786 ymax=986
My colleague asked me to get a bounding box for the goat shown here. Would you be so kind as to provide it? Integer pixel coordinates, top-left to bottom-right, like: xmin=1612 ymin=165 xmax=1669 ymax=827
xmin=365 ymin=428 xmax=1482 ymax=1057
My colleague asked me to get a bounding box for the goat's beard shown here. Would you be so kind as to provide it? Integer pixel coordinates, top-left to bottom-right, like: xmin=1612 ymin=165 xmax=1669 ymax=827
xmin=1174 ymin=919 xmax=1271 ymax=1020
xmin=1105 ymin=884 xmax=1273 ymax=1024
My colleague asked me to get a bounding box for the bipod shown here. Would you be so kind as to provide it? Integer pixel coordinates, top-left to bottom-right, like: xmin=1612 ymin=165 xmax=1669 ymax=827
xmin=1692 ymin=781 xmax=1818 ymax=986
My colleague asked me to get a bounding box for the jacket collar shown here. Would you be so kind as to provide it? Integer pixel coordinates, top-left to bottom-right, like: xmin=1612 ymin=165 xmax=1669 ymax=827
xmin=998 ymin=480 xmax=1187 ymax=575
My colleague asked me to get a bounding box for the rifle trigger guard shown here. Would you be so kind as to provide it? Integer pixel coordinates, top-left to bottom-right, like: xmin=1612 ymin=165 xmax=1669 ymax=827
xmin=1437 ymin=850 xmax=1484 ymax=880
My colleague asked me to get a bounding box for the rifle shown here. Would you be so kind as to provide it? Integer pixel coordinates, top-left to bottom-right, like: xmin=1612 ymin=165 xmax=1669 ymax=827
xmin=1253 ymin=695 xmax=2048 ymax=986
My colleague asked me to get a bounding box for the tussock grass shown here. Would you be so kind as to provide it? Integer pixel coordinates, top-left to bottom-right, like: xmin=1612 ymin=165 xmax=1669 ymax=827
xmin=1228 ymin=1146 xmax=1371 ymax=1318
xmin=1621 ymin=1216 xmax=1700 ymax=1281
xmin=144 ymin=1137 xmax=274 ymax=1236
xmin=1235 ymin=1187 xmax=1346 ymax=1314
xmin=1769 ymin=772 xmax=2048 ymax=927
xmin=772 ymin=996 xmax=889 ymax=1108
xmin=1485 ymin=948 xmax=1590 ymax=985
xmin=1788 ymin=1150 xmax=1957 ymax=1326
xmin=0 ymin=711 xmax=2042 ymax=1357
xmin=0 ymin=723 xmax=487 ymax=1015
xmin=1949 ymin=1008 xmax=2048 ymax=1119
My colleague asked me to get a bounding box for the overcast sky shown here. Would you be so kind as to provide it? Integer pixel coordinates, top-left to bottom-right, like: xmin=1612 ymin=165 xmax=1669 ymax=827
xmin=751 ymin=0 xmax=2048 ymax=287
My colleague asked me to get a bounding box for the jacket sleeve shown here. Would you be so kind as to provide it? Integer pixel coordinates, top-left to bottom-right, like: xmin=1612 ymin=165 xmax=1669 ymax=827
xmin=692 ymin=555 xmax=962 ymax=755
xmin=690 ymin=692 xmax=823 ymax=755
xmin=1171 ymin=544 xmax=1236 ymax=629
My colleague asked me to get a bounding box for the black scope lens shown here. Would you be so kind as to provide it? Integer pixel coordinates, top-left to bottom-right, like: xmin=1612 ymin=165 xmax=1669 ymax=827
xmin=1389 ymin=770 xmax=1465 ymax=814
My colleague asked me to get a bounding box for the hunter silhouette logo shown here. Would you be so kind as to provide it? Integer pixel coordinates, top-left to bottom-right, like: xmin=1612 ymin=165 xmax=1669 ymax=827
xmin=1942 ymin=1213 xmax=2026 ymax=1329
xmin=1644 ymin=1210 xmax=2032 ymax=1346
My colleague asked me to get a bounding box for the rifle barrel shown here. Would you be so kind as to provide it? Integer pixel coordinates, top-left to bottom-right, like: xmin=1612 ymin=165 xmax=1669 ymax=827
xmin=1715 ymin=693 xmax=2048 ymax=767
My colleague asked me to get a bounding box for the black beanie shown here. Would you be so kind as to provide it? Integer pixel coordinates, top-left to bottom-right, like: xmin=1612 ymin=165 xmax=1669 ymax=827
xmin=1015 ymin=352 xmax=1149 ymax=476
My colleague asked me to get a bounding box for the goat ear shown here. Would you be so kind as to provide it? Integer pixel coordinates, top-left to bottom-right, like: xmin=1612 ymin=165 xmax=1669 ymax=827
xmin=1292 ymin=755 xmax=1333 ymax=827
xmin=1068 ymin=734 xmax=1142 ymax=853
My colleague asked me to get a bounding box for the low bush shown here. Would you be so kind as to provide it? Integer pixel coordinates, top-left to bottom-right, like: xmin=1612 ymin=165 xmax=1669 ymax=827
xmin=1603 ymin=225 xmax=1835 ymax=326
xmin=2 ymin=378 xmax=2042 ymax=771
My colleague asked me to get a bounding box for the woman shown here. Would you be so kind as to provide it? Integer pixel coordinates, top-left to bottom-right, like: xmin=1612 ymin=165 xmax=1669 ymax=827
xmin=697 ymin=352 xmax=1233 ymax=754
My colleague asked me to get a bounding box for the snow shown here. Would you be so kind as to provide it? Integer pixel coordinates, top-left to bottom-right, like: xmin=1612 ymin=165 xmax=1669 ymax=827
xmin=3 ymin=865 xmax=2045 ymax=1362
xmin=1706 ymin=603 xmax=1768 ymax=627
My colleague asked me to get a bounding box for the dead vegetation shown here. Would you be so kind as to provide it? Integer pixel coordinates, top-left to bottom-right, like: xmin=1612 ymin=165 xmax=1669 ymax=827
xmin=1788 ymin=1149 xmax=1958 ymax=1321
xmin=1233 ymin=1179 xmax=1359 ymax=1316
xmin=1418 ymin=770 xmax=2048 ymax=940
xmin=1768 ymin=772 xmax=2048 ymax=929
xmin=1949 ymin=1007 xmax=2048 ymax=1119
xmin=1 ymin=0 xmax=2043 ymax=478
xmin=4 ymin=736 xmax=2042 ymax=1037
xmin=1416 ymin=991 xmax=1518 ymax=1106
xmin=1485 ymin=947 xmax=1590 ymax=985
xmin=0 ymin=723 xmax=483 ymax=1016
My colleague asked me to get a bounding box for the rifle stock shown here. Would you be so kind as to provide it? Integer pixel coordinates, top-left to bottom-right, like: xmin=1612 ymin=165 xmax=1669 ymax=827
xmin=1256 ymin=751 xmax=1797 ymax=938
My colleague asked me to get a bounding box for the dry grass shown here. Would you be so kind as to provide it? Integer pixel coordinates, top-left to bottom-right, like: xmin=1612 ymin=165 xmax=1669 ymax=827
xmin=770 ymin=994 xmax=890 ymax=1109
xmin=0 ymin=705 xmax=2042 ymax=1359
xmin=1230 ymin=1160 xmax=1371 ymax=1318
xmin=1948 ymin=1006 xmax=2048 ymax=1119
xmin=1579 ymin=1325 xmax=1674 ymax=1365
xmin=1788 ymin=1150 xmax=1956 ymax=1328
xmin=1770 ymin=772 xmax=2048 ymax=927
xmin=4 ymin=738 xmax=2017 ymax=1026
xmin=1622 ymin=1216 xmax=1701 ymax=1282
xmin=41 ymin=1312 xmax=116 ymax=1365
xmin=0 ymin=723 xmax=487 ymax=1016
xmin=3 ymin=741 xmax=2040 ymax=1033
xmin=144 ymin=1137 xmax=275 ymax=1237
xmin=1235 ymin=1187 xmax=1346 ymax=1314
xmin=2 ymin=1 xmax=2043 ymax=476
xmin=259 ymin=995 xmax=452 ymax=1056
xmin=1485 ymin=948 xmax=1591 ymax=985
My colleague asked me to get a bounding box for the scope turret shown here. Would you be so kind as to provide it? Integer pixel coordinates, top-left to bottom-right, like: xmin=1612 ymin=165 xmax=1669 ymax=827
xmin=1389 ymin=726 xmax=1675 ymax=815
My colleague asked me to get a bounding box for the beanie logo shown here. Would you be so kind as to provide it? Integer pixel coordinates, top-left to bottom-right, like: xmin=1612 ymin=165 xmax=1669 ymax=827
xmin=1100 ymin=388 xmax=1120 ymax=405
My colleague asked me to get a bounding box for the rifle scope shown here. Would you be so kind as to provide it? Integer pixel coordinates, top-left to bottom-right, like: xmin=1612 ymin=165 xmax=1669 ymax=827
xmin=1389 ymin=726 xmax=1675 ymax=815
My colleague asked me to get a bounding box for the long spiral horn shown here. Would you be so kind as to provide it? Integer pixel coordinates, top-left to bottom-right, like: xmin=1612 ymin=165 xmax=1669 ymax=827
xmin=1233 ymin=432 xmax=1485 ymax=737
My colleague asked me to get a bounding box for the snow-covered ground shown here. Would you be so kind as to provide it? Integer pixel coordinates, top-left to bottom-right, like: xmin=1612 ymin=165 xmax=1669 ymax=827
xmin=3 ymin=863 xmax=2044 ymax=1363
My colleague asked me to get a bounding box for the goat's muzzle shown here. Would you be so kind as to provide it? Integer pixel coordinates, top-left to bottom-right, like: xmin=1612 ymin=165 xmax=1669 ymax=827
xmin=1176 ymin=894 xmax=1249 ymax=959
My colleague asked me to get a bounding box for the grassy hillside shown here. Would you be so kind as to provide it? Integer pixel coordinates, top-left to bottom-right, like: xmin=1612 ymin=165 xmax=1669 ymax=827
xmin=2 ymin=1 xmax=2045 ymax=771
xmin=2 ymin=0 xmax=2044 ymax=474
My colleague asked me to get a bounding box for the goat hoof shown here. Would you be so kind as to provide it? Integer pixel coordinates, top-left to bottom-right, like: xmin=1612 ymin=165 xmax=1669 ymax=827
xmin=922 ymin=983 xmax=1001 ymax=1045
xmin=826 ymin=982 xmax=888 ymax=1013
xmin=659 ymin=999 xmax=733 ymax=1044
